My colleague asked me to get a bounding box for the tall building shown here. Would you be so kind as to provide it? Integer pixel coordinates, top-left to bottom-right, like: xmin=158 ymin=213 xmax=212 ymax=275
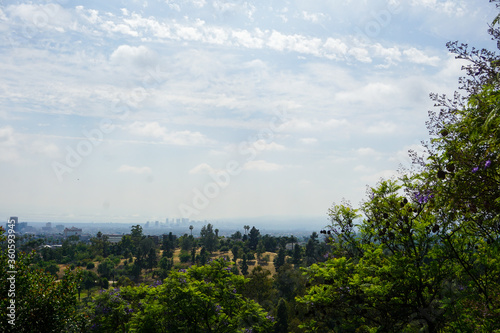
xmin=42 ymin=222 xmax=53 ymax=232
xmin=7 ymin=216 xmax=18 ymax=232
xmin=64 ymin=227 xmax=82 ymax=238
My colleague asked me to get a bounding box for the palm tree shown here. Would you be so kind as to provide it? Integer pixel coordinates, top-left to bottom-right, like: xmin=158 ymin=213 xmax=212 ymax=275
xmin=244 ymin=225 xmax=250 ymax=235
xmin=215 ymin=229 xmax=219 ymax=238
xmin=189 ymin=225 xmax=194 ymax=236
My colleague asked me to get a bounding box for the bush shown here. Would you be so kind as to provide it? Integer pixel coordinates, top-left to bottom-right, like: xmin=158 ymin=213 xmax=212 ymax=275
xmin=179 ymin=250 xmax=191 ymax=263
xmin=100 ymin=277 xmax=109 ymax=289
xmin=86 ymin=262 xmax=95 ymax=270
xmin=262 ymin=254 xmax=270 ymax=263
xmin=45 ymin=263 xmax=60 ymax=276
xmin=117 ymin=276 xmax=134 ymax=287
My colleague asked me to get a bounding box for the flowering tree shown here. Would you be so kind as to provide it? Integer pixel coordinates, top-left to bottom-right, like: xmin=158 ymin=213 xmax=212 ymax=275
xmin=85 ymin=258 xmax=274 ymax=332
xmin=298 ymin=6 xmax=500 ymax=332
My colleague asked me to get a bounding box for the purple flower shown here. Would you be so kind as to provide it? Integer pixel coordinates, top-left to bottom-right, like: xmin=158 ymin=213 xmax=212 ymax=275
xmin=414 ymin=189 xmax=433 ymax=204
xmin=485 ymin=160 xmax=492 ymax=168
xmin=472 ymin=166 xmax=479 ymax=173
xmin=266 ymin=315 xmax=275 ymax=322
xmin=178 ymin=269 xmax=186 ymax=273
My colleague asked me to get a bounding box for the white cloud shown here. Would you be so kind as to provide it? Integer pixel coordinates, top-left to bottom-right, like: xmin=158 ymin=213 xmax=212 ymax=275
xmin=232 ymin=29 xmax=264 ymax=48
xmin=6 ymin=4 xmax=73 ymax=32
xmin=0 ymin=126 xmax=19 ymax=162
xmin=243 ymin=160 xmax=284 ymax=171
xmin=190 ymin=0 xmax=207 ymax=9
xmin=127 ymin=121 xmax=211 ymax=146
xmin=366 ymin=121 xmax=398 ymax=135
xmin=354 ymin=165 xmax=374 ymax=173
xmin=30 ymin=141 xmax=60 ymax=159
xmin=118 ymin=165 xmax=152 ymax=174
xmin=300 ymin=11 xmax=328 ymax=23
xmin=0 ymin=8 xmax=7 ymax=21
xmin=356 ymin=147 xmax=379 ymax=156
xmin=348 ymin=47 xmax=372 ymax=63
xmin=0 ymin=127 xmax=16 ymax=147
xmin=360 ymin=169 xmax=399 ymax=183
xmin=128 ymin=121 xmax=166 ymax=138
xmin=323 ymin=38 xmax=348 ymax=59
xmin=253 ymin=140 xmax=286 ymax=151
xmin=164 ymin=130 xmax=209 ymax=146
xmin=110 ymin=45 xmax=158 ymax=67
xmin=299 ymin=138 xmax=317 ymax=144
xmin=279 ymin=118 xmax=348 ymax=133
xmin=76 ymin=7 xmax=100 ymax=24
xmin=189 ymin=163 xmax=216 ymax=174
xmin=411 ymin=0 xmax=466 ymax=16
xmin=403 ymin=47 xmax=440 ymax=66
xmin=372 ymin=44 xmax=401 ymax=65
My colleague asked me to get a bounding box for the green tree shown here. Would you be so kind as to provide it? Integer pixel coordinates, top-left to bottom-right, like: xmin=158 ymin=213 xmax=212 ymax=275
xmin=162 ymin=232 xmax=177 ymax=253
xmin=91 ymin=231 xmax=110 ymax=257
xmin=274 ymin=263 xmax=306 ymax=302
xmin=200 ymin=223 xmax=218 ymax=253
xmin=275 ymin=298 xmax=288 ymax=333
xmin=274 ymin=247 xmax=286 ymax=271
xmin=248 ymin=226 xmax=260 ymax=250
xmin=45 ymin=262 xmax=60 ymax=276
xmin=241 ymin=255 xmax=249 ymax=276
xmin=292 ymin=244 xmax=302 ymax=266
xmin=146 ymin=247 xmax=158 ymax=271
xmin=231 ymin=244 xmax=240 ymax=262
xmin=0 ymin=229 xmax=82 ymax=332
xmin=243 ymin=266 xmax=276 ymax=310
xmin=198 ymin=247 xmax=209 ymax=265
xmin=81 ymin=269 xmax=99 ymax=297
xmin=231 ymin=230 xmax=242 ymax=240
xmin=86 ymin=258 xmax=275 ymax=332
xmin=179 ymin=233 xmax=194 ymax=251
xmin=97 ymin=259 xmax=115 ymax=279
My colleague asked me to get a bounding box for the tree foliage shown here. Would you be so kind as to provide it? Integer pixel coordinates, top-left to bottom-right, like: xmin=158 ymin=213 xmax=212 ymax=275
xmin=298 ymin=13 xmax=500 ymax=331
xmin=0 ymin=228 xmax=81 ymax=332
xmin=85 ymin=258 xmax=274 ymax=332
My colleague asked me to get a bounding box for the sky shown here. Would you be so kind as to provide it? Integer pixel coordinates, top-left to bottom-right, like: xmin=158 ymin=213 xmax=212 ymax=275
xmin=0 ymin=0 xmax=497 ymax=224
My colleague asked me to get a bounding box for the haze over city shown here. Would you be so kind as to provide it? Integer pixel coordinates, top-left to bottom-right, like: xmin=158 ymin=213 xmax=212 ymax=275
xmin=0 ymin=0 xmax=496 ymax=224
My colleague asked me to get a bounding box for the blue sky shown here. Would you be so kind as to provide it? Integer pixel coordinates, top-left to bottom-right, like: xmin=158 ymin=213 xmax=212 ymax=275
xmin=0 ymin=0 xmax=497 ymax=224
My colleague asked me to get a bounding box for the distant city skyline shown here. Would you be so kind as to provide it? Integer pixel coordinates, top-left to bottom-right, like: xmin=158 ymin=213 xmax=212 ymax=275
xmin=1 ymin=1 xmax=497 ymax=223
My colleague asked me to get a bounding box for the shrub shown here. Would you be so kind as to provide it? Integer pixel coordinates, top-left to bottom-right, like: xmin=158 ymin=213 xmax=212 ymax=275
xmin=179 ymin=250 xmax=190 ymax=263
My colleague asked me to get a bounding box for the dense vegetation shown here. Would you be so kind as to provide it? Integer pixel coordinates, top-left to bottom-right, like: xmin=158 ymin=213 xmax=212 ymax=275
xmin=2 ymin=5 xmax=500 ymax=332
